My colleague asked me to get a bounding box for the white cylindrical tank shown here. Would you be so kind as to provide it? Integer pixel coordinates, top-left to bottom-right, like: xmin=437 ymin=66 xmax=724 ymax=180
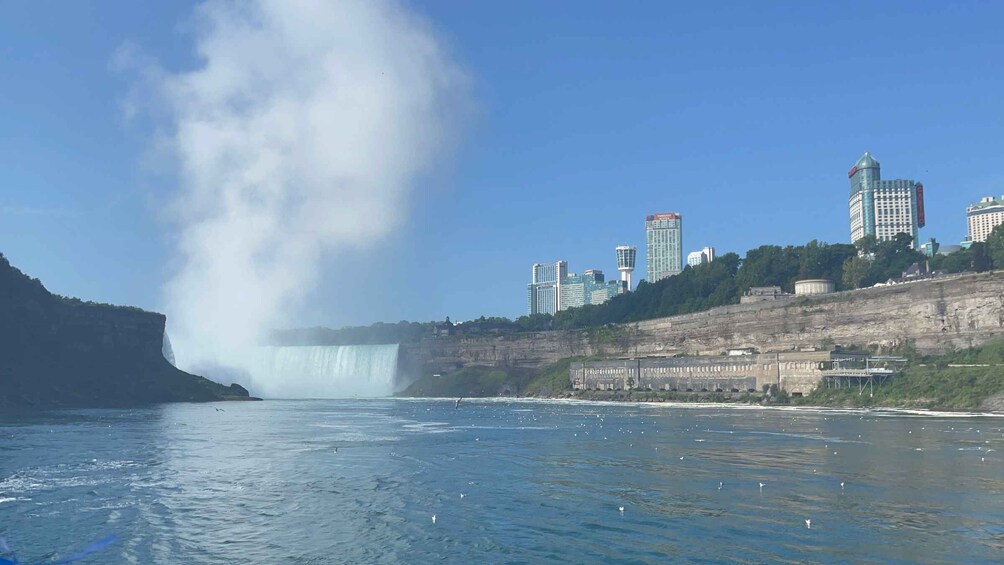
xmin=794 ymin=279 xmax=835 ymax=296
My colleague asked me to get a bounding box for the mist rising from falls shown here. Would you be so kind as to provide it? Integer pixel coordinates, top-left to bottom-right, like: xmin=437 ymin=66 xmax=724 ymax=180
xmin=247 ymin=345 xmax=400 ymax=399
xmin=120 ymin=1 xmax=468 ymax=374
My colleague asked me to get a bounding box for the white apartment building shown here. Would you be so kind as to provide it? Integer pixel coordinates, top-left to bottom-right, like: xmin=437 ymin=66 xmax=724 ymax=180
xmin=686 ymin=247 xmax=715 ymax=268
xmin=967 ymin=196 xmax=1004 ymax=243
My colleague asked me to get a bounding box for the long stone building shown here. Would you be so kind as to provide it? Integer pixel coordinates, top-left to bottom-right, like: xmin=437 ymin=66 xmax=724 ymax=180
xmin=569 ymin=352 xmax=832 ymax=396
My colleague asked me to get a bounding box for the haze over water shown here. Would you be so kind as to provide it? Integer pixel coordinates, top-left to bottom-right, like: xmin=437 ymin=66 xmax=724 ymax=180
xmin=2 ymin=400 xmax=1002 ymax=563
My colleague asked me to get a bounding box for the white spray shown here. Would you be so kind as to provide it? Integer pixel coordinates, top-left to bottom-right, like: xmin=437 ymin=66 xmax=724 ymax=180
xmin=128 ymin=0 xmax=467 ymax=379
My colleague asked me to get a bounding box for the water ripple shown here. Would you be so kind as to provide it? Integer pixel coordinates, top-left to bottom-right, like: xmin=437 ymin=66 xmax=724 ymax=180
xmin=1 ymin=400 xmax=1002 ymax=563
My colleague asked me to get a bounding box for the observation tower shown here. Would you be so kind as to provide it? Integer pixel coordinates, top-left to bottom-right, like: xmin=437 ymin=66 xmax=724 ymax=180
xmin=615 ymin=245 xmax=637 ymax=291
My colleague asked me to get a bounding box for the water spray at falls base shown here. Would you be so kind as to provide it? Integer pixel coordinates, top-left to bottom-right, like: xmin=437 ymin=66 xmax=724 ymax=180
xmin=246 ymin=345 xmax=401 ymax=399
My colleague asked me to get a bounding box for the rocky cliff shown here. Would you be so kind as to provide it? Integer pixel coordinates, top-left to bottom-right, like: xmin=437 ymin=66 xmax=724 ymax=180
xmin=0 ymin=253 xmax=251 ymax=408
xmin=399 ymin=272 xmax=1004 ymax=381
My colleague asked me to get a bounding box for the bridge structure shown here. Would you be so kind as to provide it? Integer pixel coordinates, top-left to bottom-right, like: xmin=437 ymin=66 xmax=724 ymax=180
xmin=820 ymin=356 xmax=908 ymax=396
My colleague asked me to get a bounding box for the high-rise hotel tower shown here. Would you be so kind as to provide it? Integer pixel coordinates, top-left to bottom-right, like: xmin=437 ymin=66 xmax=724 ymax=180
xmin=527 ymin=261 xmax=568 ymax=315
xmin=645 ymin=213 xmax=683 ymax=283
xmin=848 ymin=152 xmax=925 ymax=246
xmin=967 ymin=196 xmax=1004 ymax=243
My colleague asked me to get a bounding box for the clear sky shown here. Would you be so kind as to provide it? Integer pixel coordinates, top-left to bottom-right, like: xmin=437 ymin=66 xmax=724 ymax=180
xmin=2 ymin=0 xmax=1004 ymax=328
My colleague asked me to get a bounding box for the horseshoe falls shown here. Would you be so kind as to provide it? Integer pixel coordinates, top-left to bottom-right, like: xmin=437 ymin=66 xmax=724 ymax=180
xmin=247 ymin=345 xmax=400 ymax=399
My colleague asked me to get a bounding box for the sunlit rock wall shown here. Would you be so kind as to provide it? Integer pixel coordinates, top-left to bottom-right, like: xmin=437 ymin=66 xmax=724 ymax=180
xmin=399 ymin=272 xmax=1004 ymax=382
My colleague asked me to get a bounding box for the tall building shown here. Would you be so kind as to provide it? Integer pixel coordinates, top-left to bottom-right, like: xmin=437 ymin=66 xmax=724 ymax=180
xmin=559 ymin=269 xmax=626 ymax=310
xmin=686 ymin=246 xmax=716 ymax=267
xmin=967 ymin=196 xmax=1004 ymax=243
xmin=645 ymin=213 xmax=683 ymax=282
xmin=615 ymin=245 xmax=637 ymax=290
xmin=848 ymin=152 xmax=925 ymax=246
xmin=527 ymin=261 xmax=567 ymax=315
xmin=528 ymin=260 xmax=627 ymax=315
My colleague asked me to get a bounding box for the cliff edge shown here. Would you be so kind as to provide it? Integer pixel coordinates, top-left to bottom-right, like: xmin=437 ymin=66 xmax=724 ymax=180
xmin=0 ymin=253 xmax=253 ymax=408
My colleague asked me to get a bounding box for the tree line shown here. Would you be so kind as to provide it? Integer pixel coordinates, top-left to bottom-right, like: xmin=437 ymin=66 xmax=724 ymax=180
xmin=273 ymin=225 xmax=1004 ymax=343
xmin=553 ymin=227 xmax=1004 ymax=330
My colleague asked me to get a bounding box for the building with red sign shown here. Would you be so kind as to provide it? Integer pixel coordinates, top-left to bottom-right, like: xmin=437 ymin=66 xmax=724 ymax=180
xmin=848 ymin=152 xmax=924 ymax=247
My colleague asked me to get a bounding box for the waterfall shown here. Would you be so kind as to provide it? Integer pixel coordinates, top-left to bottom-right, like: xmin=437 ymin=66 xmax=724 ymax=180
xmin=246 ymin=345 xmax=400 ymax=399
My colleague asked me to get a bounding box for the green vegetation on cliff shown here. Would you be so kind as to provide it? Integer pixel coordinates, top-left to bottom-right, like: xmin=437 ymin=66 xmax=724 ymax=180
xmin=284 ymin=237 xmax=953 ymax=342
xmin=523 ymin=358 xmax=578 ymax=396
xmin=802 ymin=339 xmax=1004 ymax=412
xmin=553 ymin=235 xmax=941 ymax=330
xmin=802 ymin=365 xmax=1004 ymax=411
xmin=0 ymin=252 xmax=251 ymax=408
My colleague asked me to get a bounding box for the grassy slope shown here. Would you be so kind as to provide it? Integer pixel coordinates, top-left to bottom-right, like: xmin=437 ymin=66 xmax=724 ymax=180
xmin=800 ymin=338 xmax=1004 ymax=411
xmin=523 ymin=358 xmax=577 ymax=396
xmin=801 ymin=364 xmax=1004 ymax=411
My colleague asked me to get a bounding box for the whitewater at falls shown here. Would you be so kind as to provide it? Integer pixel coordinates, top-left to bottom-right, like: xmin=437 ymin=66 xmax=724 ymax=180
xmin=247 ymin=345 xmax=400 ymax=399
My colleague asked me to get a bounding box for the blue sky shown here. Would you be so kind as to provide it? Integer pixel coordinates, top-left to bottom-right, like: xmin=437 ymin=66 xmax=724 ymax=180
xmin=2 ymin=1 xmax=1004 ymax=327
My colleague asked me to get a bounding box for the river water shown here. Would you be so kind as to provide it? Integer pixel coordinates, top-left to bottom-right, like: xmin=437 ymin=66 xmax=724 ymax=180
xmin=1 ymin=399 xmax=1002 ymax=564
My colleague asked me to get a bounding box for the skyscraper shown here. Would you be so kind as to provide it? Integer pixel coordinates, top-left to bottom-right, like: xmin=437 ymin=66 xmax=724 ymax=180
xmin=966 ymin=196 xmax=1004 ymax=243
xmin=848 ymin=152 xmax=925 ymax=246
xmin=526 ymin=261 xmax=568 ymax=315
xmin=615 ymin=245 xmax=637 ymax=290
xmin=645 ymin=213 xmax=683 ymax=282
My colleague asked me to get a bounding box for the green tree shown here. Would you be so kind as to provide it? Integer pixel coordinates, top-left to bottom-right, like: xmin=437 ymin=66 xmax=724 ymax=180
xmin=928 ymin=242 xmax=990 ymax=274
xmin=842 ymin=255 xmax=870 ymax=289
xmin=860 ymin=233 xmax=924 ymax=285
xmin=985 ymin=224 xmax=1004 ymax=269
xmin=853 ymin=234 xmax=879 ymax=255
xmin=971 ymin=242 xmax=992 ymax=272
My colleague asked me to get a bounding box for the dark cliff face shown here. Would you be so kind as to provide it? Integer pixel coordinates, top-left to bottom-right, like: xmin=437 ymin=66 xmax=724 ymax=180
xmin=0 ymin=253 xmax=251 ymax=408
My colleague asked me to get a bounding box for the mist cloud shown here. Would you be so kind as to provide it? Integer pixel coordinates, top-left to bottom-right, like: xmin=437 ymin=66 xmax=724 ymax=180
xmin=133 ymin=0 xmax=466 ymax=372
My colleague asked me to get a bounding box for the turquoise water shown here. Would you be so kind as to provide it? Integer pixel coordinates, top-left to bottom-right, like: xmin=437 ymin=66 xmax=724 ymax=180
xmin=1 ymin=399 xmax=1002 ymax=563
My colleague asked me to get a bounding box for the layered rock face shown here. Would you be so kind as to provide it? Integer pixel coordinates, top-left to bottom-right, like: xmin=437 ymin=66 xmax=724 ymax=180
xmin=0 ymin=253 xmax=251 ymax=408
xmin=399 ymin=272 xmax=1004 ymax=381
